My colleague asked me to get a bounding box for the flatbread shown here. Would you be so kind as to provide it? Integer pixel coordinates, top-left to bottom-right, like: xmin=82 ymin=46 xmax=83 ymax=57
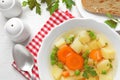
xmin=81 ymin=0 xmax=120 ymax=16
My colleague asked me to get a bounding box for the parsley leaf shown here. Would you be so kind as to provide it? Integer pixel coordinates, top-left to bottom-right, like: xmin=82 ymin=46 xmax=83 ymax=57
xmin=22 ymin=1 xmax=28 ymax=7
xmin=105 ymin=13 xmax=119 ymax=29
xmin=89 ymin=69 xmax=97 ymax=76
xmin=82 ymin=52 xmax=97 ymax=79
xmin=50 ymin=46 xmax=58 ymax=65
xmin=82 ymin=50 xmax=90 ymax=59
xmin=23 ymin=0 xmax=75 ymax=15
xmin=65 ymin=35 xmax=75 ymax=44
xmin=106 ymin=13 xmax=113 ymax=19
xmin=87 ymin=30 xmax=96 ymax=40
xmin=28 ymin=0 xmax=36 ymax=10
xmin=36 ymin=3 xmax=41 ymax=15
xmin=22 ymin=0 xmax=41 ymax=15
xmin=62 ymin=0 xmax=75 ymax=10
xmin=83 ymin=65 xmax=97 ymax=78
xmin=41 ymin=0 xmax=46 ymax=3
xmin=105 ymin=20 xmax=117 ymax=28
xmin=83 ymin=71 xmax=89 ymax=79
xmin=47 ymin=0 xmax=59 ymax=15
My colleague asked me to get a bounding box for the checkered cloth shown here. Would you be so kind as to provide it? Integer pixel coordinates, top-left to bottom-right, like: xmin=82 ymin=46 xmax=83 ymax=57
xmin=12 ymin=10 xmax=74 ymax=80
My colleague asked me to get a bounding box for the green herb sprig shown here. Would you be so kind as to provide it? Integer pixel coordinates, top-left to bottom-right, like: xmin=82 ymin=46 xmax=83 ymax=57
xmin=82 ymin=50 xmax=97 ymax=79
xmin=22 ymin=0 xmax=75 ymax=15
xmin=82 ymin=65 xmax=97 ymax=79
xmin=22 ymin=0 xmax=41 ymax=15
xmin=87 ymin=30 xmax=96 ymax=40
xmin=105 ymin=13 xmax=120 ymax=28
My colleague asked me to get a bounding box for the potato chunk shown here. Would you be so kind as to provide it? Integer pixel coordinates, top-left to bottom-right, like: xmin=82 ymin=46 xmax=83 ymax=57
xmin=64 ymin=66 xmax=74 ymax=76
xmin=82 ymin=44 xmax=90 ymax=53
xmin=52 ymin=65 xmax=63 ymax=80
xmin=88 ymin=58 xmax=94 ymax=66
xmin=97 ymin=34 xmax=108 ymax=48
xmin=70 ymin=38 xmax=83 ymax=53
xmin=99 ymin=71 xmax=113 ymax=80
xmin=88 ymin=40 xmax=99 ymax=50
xmin=101 ymin=47 xmax=115 ymax=59
xmin=78 ymin=30 xmax=91 ymax=44
xmin=55 ymin=38 xmax=66 ymax=48
xmin=97 ymin=60 xmax=111 ymax=73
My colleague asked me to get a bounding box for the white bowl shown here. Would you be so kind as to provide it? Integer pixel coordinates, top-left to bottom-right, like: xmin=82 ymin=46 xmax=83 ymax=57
xmin=38 ymin=18 xmax=120 ymax=80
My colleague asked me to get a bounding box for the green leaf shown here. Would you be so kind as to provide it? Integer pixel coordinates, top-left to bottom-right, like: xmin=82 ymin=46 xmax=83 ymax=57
xmin=49 ymin=0 xmax=59 ymax=15
xmin=50 ymin=53 xmax=56 ymax=60
xmin=65 ymin=34 xmax=75 ymax=44
xmin=36 ymin=3 xmax=41 ymax=15
xmin=82 ymin=50 xmax=90 ymax=59
xmin=51 ymin=60 xmax=57 ymax=65
xmin=105 ymin=19 xmax=117 ymax=28
xmin=106 ymin=13 xmax=113 ymax=19
xmin=88 ymin=70 xmax=97 ymax=76
xmin=22 ymin=0 xmax=75 ymax=15
xmin=53 ymin=46 xmax=59 ymax=52
xmin=57 ymin=62 xmax=64 ymax=69
xmin=28 ymin=0 xmax=36 ymax=10
xmin=109 ymin=59 xmax=112 ymax=62
xmin=87 ymin=30 xmax=96 ymax=40
xmin=62 ymin=0 xmax=75 ymax=10
xmin=22 ymin=1 xmax=28 ymax=7
xmin=83 ymin=71 xmax=89 ymax=79
xmin=107 ymin=63 xmax=113 ymax=68
xmin=83 ymin=65 xmax=97 ymax=78
xmin=41 ymin=0 xmax=46 ymax=3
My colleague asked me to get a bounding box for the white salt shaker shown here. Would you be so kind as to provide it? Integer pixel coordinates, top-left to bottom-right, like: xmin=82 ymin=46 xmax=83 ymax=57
xmin=0 ymin=0 xmax=22 ymax=18
xmin=4 ymin=18 xmax=30 ymax=43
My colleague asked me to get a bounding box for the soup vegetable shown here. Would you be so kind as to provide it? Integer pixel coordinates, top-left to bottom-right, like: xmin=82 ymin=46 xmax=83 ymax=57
xmin=50 ymin=30 xmax=115 ymax=80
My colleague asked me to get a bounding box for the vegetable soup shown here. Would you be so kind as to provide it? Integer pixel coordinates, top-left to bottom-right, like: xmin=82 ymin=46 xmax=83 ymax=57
xmin=50 ymin=30 xmax=115 ymax=80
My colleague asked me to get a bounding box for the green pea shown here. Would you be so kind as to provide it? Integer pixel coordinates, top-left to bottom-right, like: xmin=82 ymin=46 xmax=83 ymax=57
xmin=75 ymin=70 xmax=80 ymax=76
xmin=51 ymin=60 xmax=57 ymax=65
xmin=101 ymin=70 xmax=107 ymax=75
xmin=50 ymin=53 xmax=56 ymax=60
xmin=57 ymin=62 xmax=64 ymax=69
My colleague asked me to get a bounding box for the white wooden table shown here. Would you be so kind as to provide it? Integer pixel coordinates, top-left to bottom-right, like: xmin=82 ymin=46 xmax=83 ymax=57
xmin=0 ymin=0 xmax=81 ymax=79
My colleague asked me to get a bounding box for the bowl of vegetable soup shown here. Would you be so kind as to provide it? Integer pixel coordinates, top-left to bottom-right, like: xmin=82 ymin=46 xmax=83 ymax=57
xmin=38 ymin=18 xmax=120 ymax=80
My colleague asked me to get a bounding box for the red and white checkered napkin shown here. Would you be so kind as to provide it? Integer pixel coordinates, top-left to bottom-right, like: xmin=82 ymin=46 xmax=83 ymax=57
xmin=12 ymin=10 xmax=74 ymax=80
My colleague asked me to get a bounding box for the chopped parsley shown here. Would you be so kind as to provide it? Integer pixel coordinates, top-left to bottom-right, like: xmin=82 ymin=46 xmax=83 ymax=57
xmin=22 ymin=0 xmax=75 ymax=15
xmin=101 ymin=70 xmax=107 ymax=75
xmin=82 ymin=50 xmax=97 ymax=78
xmin=65 ymin=34 xmax=75 ymax=44
xmin=82 ymin=50 xmax=90 ymax=59
xmin=82 ymin=65 xmax=97 ymax=79
xmin=87 ymin=30 xmax=96 ymax=40
xmin=50 ymin=46 xmax=58 ymax=65
xmin=105 ymin=13 xmax=119 ymax=29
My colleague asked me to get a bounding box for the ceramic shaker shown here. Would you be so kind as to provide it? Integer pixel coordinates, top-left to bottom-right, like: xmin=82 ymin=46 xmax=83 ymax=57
xmin=4 ymin=18 xmax=30 ymax=43
xmin=0 ymin=0 xmax=22 ymax=18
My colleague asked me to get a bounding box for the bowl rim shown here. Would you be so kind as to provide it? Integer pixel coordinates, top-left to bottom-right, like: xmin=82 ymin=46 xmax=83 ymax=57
xmin=37 ymin=18 xmax=120 ymax=80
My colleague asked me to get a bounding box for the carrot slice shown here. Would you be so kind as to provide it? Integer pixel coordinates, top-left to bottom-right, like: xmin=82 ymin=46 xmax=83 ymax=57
xmin=89 ymin=49 xmax=103 ymax=61
xmin=62 ymin=71 xmax=70 ymax=77
xmin=66 ymin=52 xmax=84 ymax=70
xmin=57 ymin=45 xmax=73 ymax=63
xmin=80 ymin=78 xmax=86 ymax=80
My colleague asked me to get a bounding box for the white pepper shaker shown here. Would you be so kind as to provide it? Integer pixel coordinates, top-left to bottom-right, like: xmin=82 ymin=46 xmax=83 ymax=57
xmin=4 ymin=18 xmax=30 ymax=43
xmin=0 ymin=0 xmax=22 ymax=18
